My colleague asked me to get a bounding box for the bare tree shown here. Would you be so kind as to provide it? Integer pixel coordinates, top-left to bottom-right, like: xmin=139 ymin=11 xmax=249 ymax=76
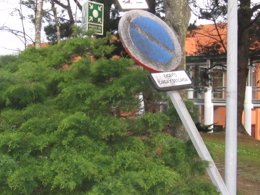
xmin=35 ymin=0 xmax=44 ymax=48
xmin=0 ymin=26 xmax=34 ymax=49
xmin=19 ymin=0 xmax=27 ymax=48
xmin=51 ymin=0 xmax=61 ymax=43
xmin=52 ymin=0 xmax=75 ymax=24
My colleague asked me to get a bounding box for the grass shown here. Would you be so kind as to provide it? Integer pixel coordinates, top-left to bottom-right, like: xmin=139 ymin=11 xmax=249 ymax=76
xmin=202 ymin=132 xmax=260 ymax=195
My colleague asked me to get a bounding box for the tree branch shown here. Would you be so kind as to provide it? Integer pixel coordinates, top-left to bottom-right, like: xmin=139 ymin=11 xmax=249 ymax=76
xmin=52 ymin=0 xmax=68 ymax=9
xmin=52 ymin=0 xmax=74 ymax=23
xmin=73 ymin=0 xmax=82 ymax=11
xmin=251 ymin=3 xmax=260 ymax=14
xmin=193 ymin=29 xmax=226 ymax=43
xmin=212 ymin=20 xmax=227 ymax=53
xmin=0 ymin=26 xmax=34 ymax=48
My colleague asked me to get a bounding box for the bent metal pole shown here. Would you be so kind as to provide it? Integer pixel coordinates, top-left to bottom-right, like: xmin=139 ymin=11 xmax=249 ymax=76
xmin=167 ymin=91 xmax=229 ymax=195
xmin=118 ymin=10 xmax=229 ymax=194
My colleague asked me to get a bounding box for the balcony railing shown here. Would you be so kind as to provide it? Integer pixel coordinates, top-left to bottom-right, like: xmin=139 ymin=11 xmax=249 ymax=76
xmin=187 ymin=86 xmax=260 ymax=107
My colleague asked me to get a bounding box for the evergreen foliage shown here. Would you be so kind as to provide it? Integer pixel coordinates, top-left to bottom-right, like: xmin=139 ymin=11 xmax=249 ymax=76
xmin=0 ymin=37 xmax=217 ymax=194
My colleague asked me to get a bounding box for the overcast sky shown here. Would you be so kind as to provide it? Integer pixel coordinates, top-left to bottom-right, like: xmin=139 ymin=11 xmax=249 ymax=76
xmin=0 ymin=0 xmax=208 ymax=56
xmin=0 ymin=0 xmax=33 ymax=55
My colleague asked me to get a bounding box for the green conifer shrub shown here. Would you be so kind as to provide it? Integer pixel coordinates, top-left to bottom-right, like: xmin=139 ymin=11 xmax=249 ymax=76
xmin=0 ymin=36 xmax=217 ymax=195
xmin=4 ymin=83 xmax=46 ymax=109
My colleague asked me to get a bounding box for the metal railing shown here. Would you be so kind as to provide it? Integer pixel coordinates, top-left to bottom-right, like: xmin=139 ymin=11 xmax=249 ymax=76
xmin=187 ymin=86 xmax=260 ymax=107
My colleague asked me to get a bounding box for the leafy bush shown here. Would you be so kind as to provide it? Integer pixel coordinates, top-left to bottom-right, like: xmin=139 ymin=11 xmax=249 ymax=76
xmin=129 ymin=112 xmax=169 ymax=135
xmin=166 ymin=99 xmax=199 ymax=130
xmin=90 ymin=58 xmax=129 ymax=84
xmin=0 ymin=37 xmax=216 ymax=195
xmin=69 ymin=59 xmax=91 ymax=79
xmin=4 ymin=83 xmax=46 ymax=109
xmin=55 ymin=82 xmax=96 ymax=111
xmin=0 ymin=55 xmax=18 ymax=71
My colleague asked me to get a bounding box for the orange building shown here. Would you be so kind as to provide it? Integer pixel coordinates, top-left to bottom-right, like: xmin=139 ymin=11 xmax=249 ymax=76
xmin=185 ymin=24 xmax=260 ymax=140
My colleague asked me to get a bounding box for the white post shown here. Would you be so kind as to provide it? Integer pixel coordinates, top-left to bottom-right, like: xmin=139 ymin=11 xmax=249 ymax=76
xmin=244 ymin=86 xmax=253 ymax=135
xmin=137 ymin=92 xmax=145 ymax=115
xmin=187 ymin=88 xmax=194 ymax=99
xmin=204 ymin=87 xmax=214 ymax=132
xmin=225 ymin=0 xmax=238 ymax=194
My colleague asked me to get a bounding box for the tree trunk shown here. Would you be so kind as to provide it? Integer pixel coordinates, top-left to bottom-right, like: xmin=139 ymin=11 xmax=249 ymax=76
xmin=73 ymin=0 xmax=82 ymax=11
xmin=102 ymin=0 xmax=113 ymax=35
xmin=237 ymin=0 xmax=252 ymax=133
xmin=163 ymin=0 xmax=190 ymax=69
xmin=52 ymin=0 xmax=75 ymax=24
xmin=164 ymin=0 xmax=191 ymax=140
xmin=19 ymin=0 xmax=27 ymax=49
xmin=35 ymin=0 xmax=44 ymax=48
xmin=66 ymin=0 xmax=74 ymax=24
xmin=147 ymin=0 xmax=156 ymax=13
xmin=51 ymin=0 xmax=61 ymax=43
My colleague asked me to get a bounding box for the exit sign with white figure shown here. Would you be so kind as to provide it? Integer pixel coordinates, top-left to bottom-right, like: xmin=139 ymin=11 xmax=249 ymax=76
xmin=82 ymin=1 xmax=104 ymax=35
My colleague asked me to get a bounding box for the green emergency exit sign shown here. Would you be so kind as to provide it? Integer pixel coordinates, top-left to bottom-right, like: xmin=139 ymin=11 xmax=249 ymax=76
xmin=83 ymin=1 xmax=104 ymax=35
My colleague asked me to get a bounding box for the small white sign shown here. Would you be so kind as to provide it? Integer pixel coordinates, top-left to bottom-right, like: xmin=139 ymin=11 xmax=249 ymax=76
xmin=117 ymin=0 xmax=149 ymax=10
xmin=150 ymin=71 xmax=192 ymax=91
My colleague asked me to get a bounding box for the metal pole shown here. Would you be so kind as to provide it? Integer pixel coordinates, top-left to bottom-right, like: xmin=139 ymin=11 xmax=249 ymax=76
xmin=225 ymin=0 xmax=238 ymax=193
xmin=167 ymin=91 xmax=229 ymax=195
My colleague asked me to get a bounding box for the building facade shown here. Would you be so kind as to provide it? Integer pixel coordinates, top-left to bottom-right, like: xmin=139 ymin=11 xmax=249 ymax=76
xmin=186 ymin=55 xmax=260 ymax=140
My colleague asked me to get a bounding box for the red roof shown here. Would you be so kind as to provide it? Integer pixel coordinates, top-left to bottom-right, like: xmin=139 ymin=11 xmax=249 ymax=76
xmin=185 ymin=23 xmax=260 ymax=56
xmin=185 ymin=23 xmax=227 ymax=55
